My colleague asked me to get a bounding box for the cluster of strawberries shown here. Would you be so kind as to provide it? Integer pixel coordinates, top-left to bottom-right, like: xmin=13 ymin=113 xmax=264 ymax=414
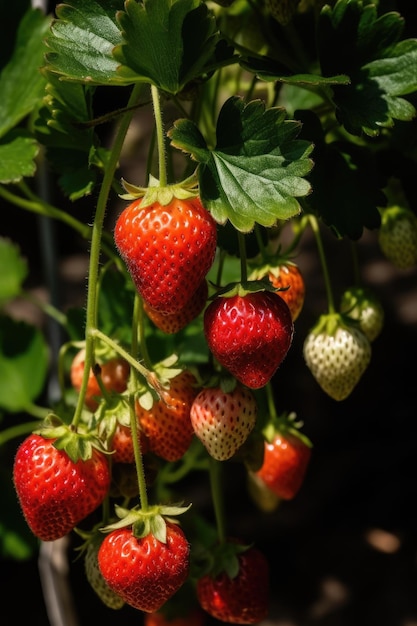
xmin=12 ymin=193 xmax=392 ymax=624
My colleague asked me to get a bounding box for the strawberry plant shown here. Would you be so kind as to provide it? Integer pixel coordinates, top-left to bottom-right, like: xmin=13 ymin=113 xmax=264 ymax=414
xmin=1 ymin=0 xmax=417 ymax=623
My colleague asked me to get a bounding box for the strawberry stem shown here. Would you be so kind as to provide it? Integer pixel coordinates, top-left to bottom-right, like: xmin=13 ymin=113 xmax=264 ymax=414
xmin=151 ymin=85 xmax=168 ymax=187
xmin=209 ymin=457 xmax=226 ymax=544
xmin=71 ymin=83 xmax=144 ymax=430
xmin=238 ymin=231 xmax=248 ymax=283
xmin=307 ymin=214 xmax=336 ymax=314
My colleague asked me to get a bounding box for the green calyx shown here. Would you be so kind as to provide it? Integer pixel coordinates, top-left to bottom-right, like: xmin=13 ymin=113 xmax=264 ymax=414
xmin=100 ymin=503 xmax=191 ymax=544
xmin=33 ymin=412 xmax=108 ymax=462
xmin=262 ymin=411 xmax=312 ymax=449
xmin=209 ymin=277 xmax=283 ymax=300
xmin=310 ymin=311 xmax=362 ymax=337
xmin=119 ymin=173 xmax=199 ymax=206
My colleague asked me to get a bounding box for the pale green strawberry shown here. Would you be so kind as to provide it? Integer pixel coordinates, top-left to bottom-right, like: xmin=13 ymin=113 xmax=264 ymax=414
xmin=85 ymin=533 xmax=125 ymax=610
xmin=378 ymin=205 xmax=417 ymax=269
xmin=190 ymin=384 xmax=257 ymax=461
xmin=340 ymin=286 xmax=384 ymax=342
xmin=303 ymin=313 xmax=371 ymax=401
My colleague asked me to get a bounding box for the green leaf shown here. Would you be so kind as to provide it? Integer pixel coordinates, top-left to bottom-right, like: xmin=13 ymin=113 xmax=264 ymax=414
xmin=318 ymin=0 xmax=417 ymax=136
xmin=98 ymin=268 xmax=135 ymax=344
xmin=0 ymin=316 xmax=48 ymax=412
xmin=0 ymin=239 xmax=28 ymax=306
xmin=0 ymin=7 xmax=50 ymax=138
xmin=298 ymin=110 xmax=384 ymax=239
xmin=240 ymin=55 xmax=350 ymax=87
xmin=114 ymin=0 xmax=220 ymax=94
xmin=45 ymin=0 xmax=127 ymax=85
xmin=0 ymin=131 xmax=40 ymax=184
xmin=34 ymin=75 xmax=108 ymax=199
xmin=169 ymin=96 xmax=313 ymax=232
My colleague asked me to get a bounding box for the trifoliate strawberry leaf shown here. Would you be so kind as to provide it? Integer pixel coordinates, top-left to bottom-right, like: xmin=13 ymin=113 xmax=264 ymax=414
xmin=298 ymin=110 xmax=384 ymax=239
xmin=44 ymin=0 xmax=127 ymax=84
xmin=114 ymin=0 xmax=220 ymax=94
xmin=318 ymin=0 xmax=417 ymax=136
xmin=169 ymin=96 xmax=313 ymax=232
xmin=0 ymin=316 xmax=48 ymax=412
xmin=0 ymin=7 xmax=50 ymax=138
xmin=0 ymin=239 xmax=28 ymax=306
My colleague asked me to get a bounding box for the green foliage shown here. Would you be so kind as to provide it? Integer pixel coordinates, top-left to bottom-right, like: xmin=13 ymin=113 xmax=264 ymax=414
xmin=0 ymin=239 xmax=28 ymax=305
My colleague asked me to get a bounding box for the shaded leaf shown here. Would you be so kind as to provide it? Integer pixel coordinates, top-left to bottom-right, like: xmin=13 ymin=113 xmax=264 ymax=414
xmin=169 ymin=96 xmax=313 ymax=232
xmin=318 ymin=0 xmax=417 ymax=136
xmin=0 ymin=131 xmax=40 ymax=184
xmin=0 ymin=8 xmax=50 ymax=138
xmin=0 ymin=316 xmax=48 ymax=412
xmin=0 ymin=239 xmax=28 ymax=306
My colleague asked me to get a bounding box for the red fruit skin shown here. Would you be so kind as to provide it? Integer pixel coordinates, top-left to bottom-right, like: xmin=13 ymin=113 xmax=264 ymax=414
xmin=204 ymin=292 xmax=294 ymax=389
xmin=13 ymin=434 xmax=111 ymax=542
xmin=197 ymin=546 xmax=269 ymax=624
xmin=70 ymin=349 xmax=129 ymax=411
xmin=144 ymin=279 xmax=208 ymax=334
xmin=255 ymin=432 xmax=312 ymax=500
xmin=98 ymin=524 xmax=190 ymax=613
xmin=144 ymin=607 xmax=206 ymax=626
xmin=114 ymin=197 xmax=217 ymax=314
xmin=111 ymin=423 xmax=149 ymax=464
xmin=136 ymin=371 xmax=198 ymax=462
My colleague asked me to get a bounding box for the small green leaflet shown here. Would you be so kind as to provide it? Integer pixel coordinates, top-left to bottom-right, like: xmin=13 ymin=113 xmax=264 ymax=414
xmin=0 ymin=131 xmax=40 ymax=184
xmin=169 ymin=97 xmax=313 ymax=232
xmin=0 ymin=239 xmax=28 ymax=306
xmin=318 ymin=0 xmax=417 ymax=136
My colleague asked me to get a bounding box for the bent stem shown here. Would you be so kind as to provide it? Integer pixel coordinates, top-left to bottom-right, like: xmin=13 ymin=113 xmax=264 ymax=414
xmin=307 ymin=214 xmax=336 ymax=314
xmin=71 ymin=83 xmax=143 ymax=431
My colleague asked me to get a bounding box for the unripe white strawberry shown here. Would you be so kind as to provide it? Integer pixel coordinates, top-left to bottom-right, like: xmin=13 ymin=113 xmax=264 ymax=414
xmin=303 ymin=313 xmax=372 ymax=401
xmin=190 ymin=384 xmax=257 ymax=461
xmin=85 ymin=533 xmax=125 ymax=610
xmin=378 ymin=205 xmax=417 ymax=269
xmin=340 ymin=286 xmax=384 ymax=342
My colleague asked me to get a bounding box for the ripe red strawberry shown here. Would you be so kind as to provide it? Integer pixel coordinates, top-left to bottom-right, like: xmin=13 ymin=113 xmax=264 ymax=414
xmin=249 ymin=261 xmax=305 ymax=321
xmin=144 ymin=279 xmax=208 ymax=334
xmin=378 ymin=205 xmax=417 ymax=269
xmin=110 ymin=422 xmax=149 ymax=464
xmin=98 ymin=523 xmax=190 ymax=613
xmin=70 ymin=348 xmax=130 ymax=411
xmin=204 ymin=291 xmax=293 ymax=389
xmin=114 ymin=196 xmax=217 ymax=314
xmin=303 ymin=313 xmax=371 ymax=401
xmin=135 ymin=371 xmax=198 ymax=462
xmin=85 ymin=532 xmax=125 ymax=610
xmin=340 ymin=285 xmax=384 ymax=342
xmin=190 ymin=385 xmax=257 ymax=461
xmin=255 ymin=419 xmax=312 ymax=500
xmin=197 ymin=543 xmax=269 ymax=624
xmin=13 ymin=434 xmax=110 ymax=541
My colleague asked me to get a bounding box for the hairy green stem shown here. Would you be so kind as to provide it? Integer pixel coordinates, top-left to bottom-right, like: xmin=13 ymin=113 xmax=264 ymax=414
xmin=0 ymin=419 xmax=46 ymax=446
xmin=209 ymin=457 xmax=226 ymax=544
xmin=238 ymin=231 xmax=248 ymax=283
xmin=151 ymin=85 xmax=167 ymax=186
xmin=71 ymin=83 xmax=143 ymax=430
xmin=90 ymin=328 xmax=153 ymax=384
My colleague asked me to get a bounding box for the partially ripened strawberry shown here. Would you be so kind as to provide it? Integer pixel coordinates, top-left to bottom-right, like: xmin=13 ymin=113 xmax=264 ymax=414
xmin=249 ymin=261 xmax=305 ymax=321
xmin=303 ymin=313 xmax=372 ymax=401
xmin=144 ymin=279 xmax=208 ymax=334
xmin=254 ymin=413 xmax=312 ymax=500
xmin=98 ymin=522 xmax=190 ymax=613
xmin=70 ymin=348 xmax=129 ymax=411
xmin=114 ymin=196 xmax=217 ymax=314
xmin=197 ymin=542 xmax=269 ymax=624
xmin=340 ymin=285 xmax=384 ymax=342
xmin=84 ymin=532 xmax=125 ymax=610
xmin=13 ymin=432 xmax=110 ymax=541
xmin=190 ymin=384 xmax=257 ymax=461
xmin=135 ymin=370 xmax=198 ymax=462
xmin=378 ymin=205 xmax=417 ymax=269
xmin=204 ymin=290 xmax=293 ymax=389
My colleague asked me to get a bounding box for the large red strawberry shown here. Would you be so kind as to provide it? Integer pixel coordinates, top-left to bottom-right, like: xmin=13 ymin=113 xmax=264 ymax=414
xmin=190 ymin=384 xmax=257 ymax=461
xmin=249 ymin=260 xmax=305 ymax=321
xmin=135 ymin=370 xmax=198 ymax=462
xmin=70 ymin=348 xmax=130 ymax=411
xmin=144 ymin=279 xmax=208 ymax=334
xmin=204 ymin=290 xmax=293 ymax=389
xmin=254 ymin=414 xmax=312 ymax=500
xmin=196 ymin=542 xmax=269 ymax=624
xmin=13 ymin=433 xmax=110 ymax=541
xmin=98 ymin=522 xmax=190 ymax=613
xmin=114 ymin=197 xmax=217 ymax=314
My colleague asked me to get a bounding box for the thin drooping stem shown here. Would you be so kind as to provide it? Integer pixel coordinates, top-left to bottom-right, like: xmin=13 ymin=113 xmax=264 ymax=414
xmin=71 ymin=83 xmax=143 ymax=430
xmin=209 ymin=457 xmax=226 ymax=544
xmin=308 ymin=214 xmax=336 ymax=314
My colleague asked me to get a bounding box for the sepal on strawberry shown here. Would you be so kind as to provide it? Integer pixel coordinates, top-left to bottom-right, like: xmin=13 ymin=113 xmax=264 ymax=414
xmin=340 ymin=285 xmax=384 ymax=342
